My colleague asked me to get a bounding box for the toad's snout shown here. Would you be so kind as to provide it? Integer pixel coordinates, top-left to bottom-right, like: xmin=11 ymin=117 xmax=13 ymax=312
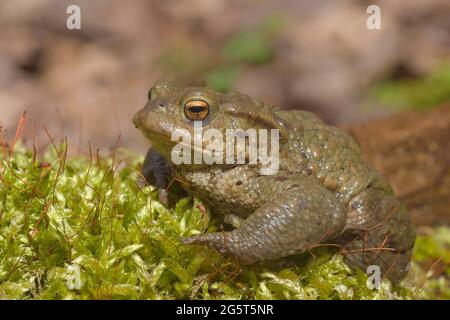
xmin=133 ymin=101 xmax=156 ymax=129
xmin=132 ymin=107 xmax=146 ymax=129
xmin=133 ymin=100 xmax=174 ymax=140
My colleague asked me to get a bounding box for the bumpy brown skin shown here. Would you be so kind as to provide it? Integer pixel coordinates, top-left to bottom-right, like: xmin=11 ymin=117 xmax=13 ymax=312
xmin=133 ymin=80 xmax=416 ymax=282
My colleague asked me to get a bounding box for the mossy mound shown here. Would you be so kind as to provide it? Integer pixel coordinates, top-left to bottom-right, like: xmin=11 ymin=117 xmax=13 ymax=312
xmin=0 ymin=144 xmax=448 ymax=299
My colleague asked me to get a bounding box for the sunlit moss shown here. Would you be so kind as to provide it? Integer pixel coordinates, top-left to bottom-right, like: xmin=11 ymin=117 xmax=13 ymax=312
xmin=0 ymin=144 xmax=448 ymax=299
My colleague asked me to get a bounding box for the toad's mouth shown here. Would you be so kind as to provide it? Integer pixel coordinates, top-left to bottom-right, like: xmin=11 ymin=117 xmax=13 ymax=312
xmin=132 ymin=107 xmax=182 ymax=155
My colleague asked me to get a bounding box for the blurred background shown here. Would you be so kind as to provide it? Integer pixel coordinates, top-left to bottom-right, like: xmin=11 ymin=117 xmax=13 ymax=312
xmin=0 ymin=0 xmax=449 ymax=225
xmin=1 ymin=0 xmax=449 ymax=151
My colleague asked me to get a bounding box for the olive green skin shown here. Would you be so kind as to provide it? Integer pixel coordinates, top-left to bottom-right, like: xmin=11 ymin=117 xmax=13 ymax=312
xmin=133 ymin=80 xmax=415 ymax=282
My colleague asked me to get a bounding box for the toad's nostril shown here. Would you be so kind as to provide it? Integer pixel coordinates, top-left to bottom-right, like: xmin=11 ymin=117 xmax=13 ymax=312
xmin=142 ymin=99 xmax=167 ymax=112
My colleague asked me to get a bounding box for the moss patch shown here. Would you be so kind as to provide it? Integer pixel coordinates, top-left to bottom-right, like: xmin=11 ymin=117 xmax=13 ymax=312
xmin=0 ymin=143 xmax=448 ymax=299
xmin=371 ymin=63 xmax=450 ymax=111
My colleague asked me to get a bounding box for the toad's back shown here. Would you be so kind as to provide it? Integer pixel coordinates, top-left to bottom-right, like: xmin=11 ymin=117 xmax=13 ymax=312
xmin=277 ymin=109 xmax=392 ymax=201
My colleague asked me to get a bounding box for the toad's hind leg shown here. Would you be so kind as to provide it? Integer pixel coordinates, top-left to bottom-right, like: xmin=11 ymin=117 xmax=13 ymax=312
xmin=342 ymin=189 xmax=415 ymax=283
xmin=182 ymin=180 xmax=347 ymax=264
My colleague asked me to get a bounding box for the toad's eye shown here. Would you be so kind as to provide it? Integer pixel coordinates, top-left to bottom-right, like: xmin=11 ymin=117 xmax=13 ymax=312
xmin=184 ymin=100 xmax=210 ymax=121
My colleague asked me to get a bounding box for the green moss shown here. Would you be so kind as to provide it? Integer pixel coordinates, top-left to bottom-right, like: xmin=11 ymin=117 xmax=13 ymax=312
xmin=156 ymin=14 xmax=286 ymax=93
xmin=205 ymin=66 xmax=240 ymax=93
xmin=371 ymin=63 xmax=450 ymax=111
xmin=222 ymin=13 xmax=285 ymax=66
xmin=0 ymin=144 xmax=448 ymax=299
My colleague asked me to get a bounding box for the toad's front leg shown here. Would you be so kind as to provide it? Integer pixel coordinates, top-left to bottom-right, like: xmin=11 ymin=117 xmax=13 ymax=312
xmin=140 ymin=148 xmax=172 ymax=206
xmin=182 ymin=179 xmax=346 ymax=264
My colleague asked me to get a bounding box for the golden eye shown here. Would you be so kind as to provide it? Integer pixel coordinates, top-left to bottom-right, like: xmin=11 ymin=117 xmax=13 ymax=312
xmin=184 ymin=100 xmax=210 ymax=121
